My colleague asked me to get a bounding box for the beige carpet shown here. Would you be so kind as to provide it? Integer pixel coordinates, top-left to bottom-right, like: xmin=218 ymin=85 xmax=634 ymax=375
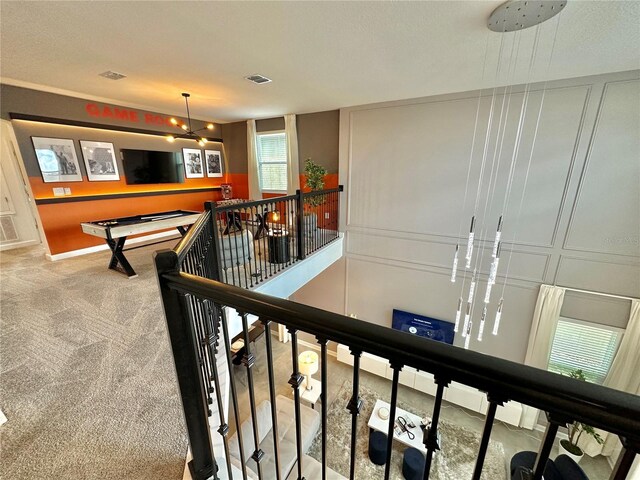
xmin=307 ymin=380 xmax=507 ymax=480
xmin=0 ymin=243 xmax=188 ymax=480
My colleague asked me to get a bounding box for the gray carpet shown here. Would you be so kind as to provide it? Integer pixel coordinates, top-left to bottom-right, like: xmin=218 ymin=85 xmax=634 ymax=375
xmin=0 ymin=243 xmax=188 ymax=480
xmin=307 ymin=380 xmax=507 ymax=480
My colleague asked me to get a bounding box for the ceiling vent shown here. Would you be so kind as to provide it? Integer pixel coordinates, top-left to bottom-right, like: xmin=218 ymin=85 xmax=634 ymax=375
xmin=245 ymin=74 xmax=272 ymax=85
xmin=99 ymin=70 xmax=127 ymax=80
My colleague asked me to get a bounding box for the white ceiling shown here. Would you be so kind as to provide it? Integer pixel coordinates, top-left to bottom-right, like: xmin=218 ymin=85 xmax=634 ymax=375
xmin=1 ymin=1 xmax=639 ymax=123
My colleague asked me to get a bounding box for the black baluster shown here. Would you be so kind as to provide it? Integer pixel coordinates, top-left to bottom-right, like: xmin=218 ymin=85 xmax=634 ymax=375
xmin=217 ymin=305 xmax=248 ymax=480
xmin=296 ymin=189 xmax=305 ymax=260
xmin=532 ymin=413 xmax=567 ymax=480
xmin=288 ymin=328 xmax=305 ymax=480
xmin=423 ymin=377 xmax=449 ymax=480
xmin=261 ymin=317 xmax=282 ymax=480
xmin=240 ymin=312 xmax=264 ymax=479
xmin=316 ymin=336 xmax=329 ymax=480
xmin=384 ymin=363 xmax=402 ymax=480
xmin=231 ymin=210 xmax=242 ymax=287
xmin=472 ymin=394 xmax=504 ymax=480
xmin=347 ymin=349 xmax=363 ymax=480
xmin=611 ymin=437 xmax=639 ymax=480
xmin=239 ymin=209 xmax=250 ymax=288
xmin=207 ymin=302 xmax=233 ymax=480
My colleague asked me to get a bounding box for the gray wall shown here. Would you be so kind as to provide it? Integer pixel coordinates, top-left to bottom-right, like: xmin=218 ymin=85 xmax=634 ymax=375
xmin=293 ymin=70 xmax=639 ymax=362
xmin=221 ymin=110 xmax=340 ymax=175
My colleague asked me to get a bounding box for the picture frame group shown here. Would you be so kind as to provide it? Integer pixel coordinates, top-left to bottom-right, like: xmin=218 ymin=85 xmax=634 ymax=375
xmin=182 ymin=148 xmax=223 ymax=179
xmin=31 ymin=137 xmax=224 ymax=184
xmin=32 ymin=137 xmax=119 ymax=183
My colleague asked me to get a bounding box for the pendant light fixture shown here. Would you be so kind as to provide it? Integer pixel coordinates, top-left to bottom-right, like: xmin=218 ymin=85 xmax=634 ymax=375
xmin=451 ymin=0 xmax=564 ymax=349
xmin=166 ymin=93 xmax=215 ymax=147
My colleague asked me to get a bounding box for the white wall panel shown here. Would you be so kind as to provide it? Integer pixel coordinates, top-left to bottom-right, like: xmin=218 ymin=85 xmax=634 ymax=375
xmin=564 ymin=79 xmax=640 ymax=257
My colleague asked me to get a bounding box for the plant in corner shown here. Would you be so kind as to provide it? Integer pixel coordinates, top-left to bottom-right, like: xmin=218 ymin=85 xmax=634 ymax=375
xmin=303 ymin=158 xmax=327 ymax=207
xmin=559 ymin=369 xmax=604 ymax=462
xmin=301 ymin=158 xmax=327 ymax=236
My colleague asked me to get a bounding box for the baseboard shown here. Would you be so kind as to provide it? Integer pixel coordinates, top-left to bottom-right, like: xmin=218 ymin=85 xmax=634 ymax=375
xmin=297 ymin=338 xmax=338 ymax=358
xmin=0 ymin=239 xmax=40 ymax=251
xmin=45 ymin=230 xmax=181 ymax=261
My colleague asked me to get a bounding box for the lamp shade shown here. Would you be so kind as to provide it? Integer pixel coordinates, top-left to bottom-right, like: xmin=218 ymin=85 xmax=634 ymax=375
xmin=298 ymin=351 xmax=318 ymax=376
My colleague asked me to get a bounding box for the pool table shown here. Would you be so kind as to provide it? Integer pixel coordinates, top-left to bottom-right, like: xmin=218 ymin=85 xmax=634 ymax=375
xmin=81 ymin=210 xmax=201 ymax=278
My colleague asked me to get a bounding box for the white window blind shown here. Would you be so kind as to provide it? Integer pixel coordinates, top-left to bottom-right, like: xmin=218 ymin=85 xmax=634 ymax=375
xmin=548 ymin=317 xmax=623 ymax=385
xmin=257 ymin=132 xmax=287 ymax=192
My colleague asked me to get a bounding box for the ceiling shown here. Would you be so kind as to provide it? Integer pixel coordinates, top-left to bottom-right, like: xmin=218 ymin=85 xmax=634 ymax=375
xmin=1 ymin=1 xmax=639 ymax=123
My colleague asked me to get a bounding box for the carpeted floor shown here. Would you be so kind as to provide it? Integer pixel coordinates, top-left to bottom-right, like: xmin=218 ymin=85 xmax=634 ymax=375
xmin=307 ymin=380 xmax=507 ymax=480
xmin=0 ymin=243 xmax=188 ymax=480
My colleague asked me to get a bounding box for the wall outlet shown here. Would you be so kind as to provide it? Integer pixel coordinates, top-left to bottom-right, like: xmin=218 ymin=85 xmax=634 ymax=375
xmin=324 ymin=212 xmax=330 ymax=219
xmin=64 ymin=188 xmax=71 ymax=195
xmin=53 ymin=187 xmax=65 ymax=197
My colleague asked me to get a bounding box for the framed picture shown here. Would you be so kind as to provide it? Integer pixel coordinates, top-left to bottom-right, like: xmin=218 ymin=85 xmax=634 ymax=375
xmin=182 ymin=148 xmax=204 ymax=178
xmin=31 ymin=137 xmax=82 ymax=182
xmin=205 ymin=149 xmax=223 ymax=177
xmin=79 ymin=141 xmax=120 ymax=181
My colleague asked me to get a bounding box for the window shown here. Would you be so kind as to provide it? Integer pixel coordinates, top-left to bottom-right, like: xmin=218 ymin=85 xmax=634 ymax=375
xmin=548 ymin=317 xmax=623 ymax=384
xmin=257 ymin=131 xmax=287 ymax=192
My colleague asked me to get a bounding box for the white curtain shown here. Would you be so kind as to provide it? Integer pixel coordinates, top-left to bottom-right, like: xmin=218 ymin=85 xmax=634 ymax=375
xmin=580 ymin=300 xmax=640 ymax=457
xmin=247 ymin=119 xmax=261 ymax=200
xmin=284 ymin=114 xmax=300 ymax=196
xmin=520 ymin=285 xmax=565 ymax=429
xmin=524 ymin=285 xmax=566 ymax=368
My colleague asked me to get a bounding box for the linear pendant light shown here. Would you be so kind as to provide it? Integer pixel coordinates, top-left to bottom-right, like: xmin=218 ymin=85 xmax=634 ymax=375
xmin=166 ymin=93 xmax=215 ymax=147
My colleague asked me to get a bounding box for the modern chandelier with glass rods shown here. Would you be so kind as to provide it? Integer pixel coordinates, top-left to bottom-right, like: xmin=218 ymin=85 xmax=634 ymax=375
xmin=450 ymin=0 xmax=565 ymax=349
xmin=166 ymin=92 xmax=215 ymax=147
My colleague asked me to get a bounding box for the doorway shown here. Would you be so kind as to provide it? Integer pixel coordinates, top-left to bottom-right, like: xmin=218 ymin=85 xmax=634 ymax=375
xmin=0 ymin=120 xmax=41 ymax=250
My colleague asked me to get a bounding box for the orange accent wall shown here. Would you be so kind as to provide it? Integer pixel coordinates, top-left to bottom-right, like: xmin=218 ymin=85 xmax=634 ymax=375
xmin=38 ymin=189 xmax=223 ymax=255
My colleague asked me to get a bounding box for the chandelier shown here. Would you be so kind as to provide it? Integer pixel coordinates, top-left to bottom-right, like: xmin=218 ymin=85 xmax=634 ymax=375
xmin=450 ymin=0 xmax=565 ymax=349
xmin=166 ymin=93 xmax=214 ymax=147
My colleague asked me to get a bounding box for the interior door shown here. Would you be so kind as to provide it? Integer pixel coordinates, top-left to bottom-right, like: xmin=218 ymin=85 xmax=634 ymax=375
xmin=0 ymin=120 xmax=41 ymax=250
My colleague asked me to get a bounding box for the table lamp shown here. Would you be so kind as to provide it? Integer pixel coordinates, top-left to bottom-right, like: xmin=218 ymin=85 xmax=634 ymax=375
xmin=298 ymin=350 xmax=318 ymax=390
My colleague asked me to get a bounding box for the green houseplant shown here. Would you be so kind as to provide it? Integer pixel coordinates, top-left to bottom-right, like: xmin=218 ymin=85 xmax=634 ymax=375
xmin=559 ymin=369 xmax=604 ymax=463
xmin=301 ymin=158 xmax=327 ymax=237
xmin=303 ymin=158 xmax=327 ymax=207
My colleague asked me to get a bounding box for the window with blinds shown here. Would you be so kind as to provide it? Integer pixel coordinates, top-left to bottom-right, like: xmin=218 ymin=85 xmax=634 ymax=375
xmin=548 ymin=317 xmax=623 ymax=385
xmin=257 ymin=132 xmax=287 ymax=192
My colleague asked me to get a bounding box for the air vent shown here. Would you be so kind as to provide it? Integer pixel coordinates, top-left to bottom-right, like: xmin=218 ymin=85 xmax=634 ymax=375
xmin=99 ymin=70 xmax=127 ymax=80
xmin=245 ymin=74 xmax=272 ymax=84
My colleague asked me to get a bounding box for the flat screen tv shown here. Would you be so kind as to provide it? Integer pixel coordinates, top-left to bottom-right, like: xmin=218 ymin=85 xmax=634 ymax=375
xmin=121 ymin=149 xmax=184 ymax=184
xmin=392 ymin=309 xmax=455 ymax=345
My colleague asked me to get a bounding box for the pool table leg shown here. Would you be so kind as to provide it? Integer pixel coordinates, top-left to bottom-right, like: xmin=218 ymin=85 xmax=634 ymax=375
xmin=106 ymin=236 xmax=137 ymax=278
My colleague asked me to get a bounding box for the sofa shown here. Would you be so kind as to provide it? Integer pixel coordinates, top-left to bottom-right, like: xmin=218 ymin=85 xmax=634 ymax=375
xmin=510 ymin=451 xmax=589 ymax=480
xmin=228 ymin=395 xmax=346 ymax=479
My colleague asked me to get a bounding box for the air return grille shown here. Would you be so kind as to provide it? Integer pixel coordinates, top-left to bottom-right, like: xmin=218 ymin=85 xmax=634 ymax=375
xmin=245 ymin=74 xmax=272 ymax=84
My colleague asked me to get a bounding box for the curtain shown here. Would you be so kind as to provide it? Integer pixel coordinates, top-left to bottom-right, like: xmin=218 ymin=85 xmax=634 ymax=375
xmin=520 ymin=285 xmax=565 ymax=428
xmin=247 ymin=119 xmax=261 ymax=200
xmin=524 ymin=285 xmax=566 ymax=368
xmin=580 ymin=300 xmax=640 ymax=457
xmin=284 ymin=114 xmax=300 ymax=196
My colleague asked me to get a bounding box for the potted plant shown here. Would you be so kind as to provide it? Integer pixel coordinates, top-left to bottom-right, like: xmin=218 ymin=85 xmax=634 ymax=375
xmin=302 ymin=158 xmax=327 ymax=235
xmin=558 ymin=369 xmax=604 ymax=463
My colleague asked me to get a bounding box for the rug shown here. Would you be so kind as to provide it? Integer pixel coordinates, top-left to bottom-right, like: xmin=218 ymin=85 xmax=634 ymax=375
xmin=307 ymin=380 xmax=507 ymax=480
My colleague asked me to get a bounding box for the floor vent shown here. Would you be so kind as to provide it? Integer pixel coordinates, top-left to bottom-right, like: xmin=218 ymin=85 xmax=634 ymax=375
xmin=0 ymin=215 xmax=18 ymax=242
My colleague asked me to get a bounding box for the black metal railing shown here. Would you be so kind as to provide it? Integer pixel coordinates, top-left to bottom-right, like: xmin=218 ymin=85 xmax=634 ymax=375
xmin=209 ymin=187 xmax=342 ymax=288
xmin=153 ymin=257 xmax=640 ymax=480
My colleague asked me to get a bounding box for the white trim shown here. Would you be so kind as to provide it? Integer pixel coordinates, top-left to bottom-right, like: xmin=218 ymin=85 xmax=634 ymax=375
xmin=297 ymin=338 xmax=338 ymax=358
xmin=0 ymin=239 xmax=40 ymax=251
xmin=45 ymin=230 xmax=180 ymax=261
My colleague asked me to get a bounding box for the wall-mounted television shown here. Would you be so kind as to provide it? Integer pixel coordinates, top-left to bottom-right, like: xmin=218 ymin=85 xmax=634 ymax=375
xmin=392 ymin=309 xmax=455 ymax=345
xmin=121 ymin=149 xmax=184 ymax=184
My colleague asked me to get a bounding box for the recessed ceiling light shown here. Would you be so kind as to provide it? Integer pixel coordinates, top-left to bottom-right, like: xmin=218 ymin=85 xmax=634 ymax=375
xmin=99 ymin=70 xmax=127 ymax=80
xmin=245 ymin=74 xmax=272 ymax=84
